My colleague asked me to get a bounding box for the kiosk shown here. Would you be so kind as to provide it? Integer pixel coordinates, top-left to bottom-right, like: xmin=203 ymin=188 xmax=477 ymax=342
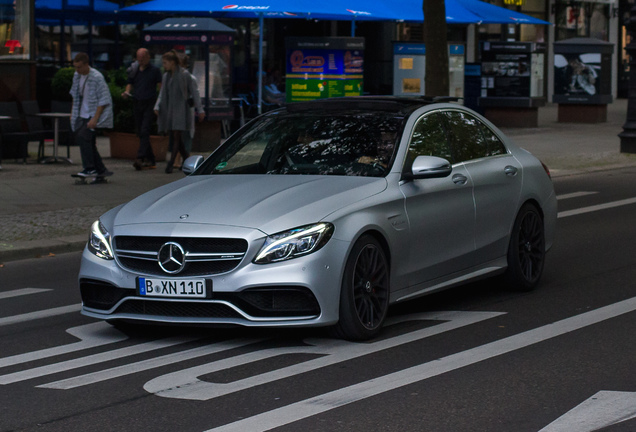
xmin=143 ymin=18 xmax=235 ymax=151
xmin=285 ymin=37 xmax=364 ymax=102
xmin=553 ymin=38 xmax=614 ymax=123
xmin=479 ymin=41 xmax=546 ymax=128
xmin=392 ymin=43 xmax=465 ymax=98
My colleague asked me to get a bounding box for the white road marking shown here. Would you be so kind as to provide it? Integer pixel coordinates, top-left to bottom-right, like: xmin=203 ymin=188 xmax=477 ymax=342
xmin=40 ymin=338 xmax=263 ymax=390
xmin=558 ymin=197 xmax=636 ymax=218
xmin=143 ymin=311 xmax=504 ymax=401
xmin=203 ymin=296 xmax=636 ymax=432
xmin=0 ymin=335 xmax=200 ymax=385
xmin=0 ymin=304 xmax=81 ymax=327
xmin=556 ymin=191 xmax=598 ymax=200
xmin=42 ymin=311 xmax=502 ymax=391
xmin=0 ymin=322 xmax=126 ymax=369
xmin=540 ymin=391 xmax=636 ymax=432
xmin=0 ymin=288 xmax=52 ymax=300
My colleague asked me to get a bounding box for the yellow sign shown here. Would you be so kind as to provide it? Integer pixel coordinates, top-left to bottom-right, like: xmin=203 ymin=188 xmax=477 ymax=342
xmin=504 ymin=0 xmax=524 ymax=5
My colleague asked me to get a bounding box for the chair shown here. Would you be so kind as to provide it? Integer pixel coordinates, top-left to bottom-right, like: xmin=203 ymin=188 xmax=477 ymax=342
xmin=22 ymin=101 xmax=54 ymax=161
xmin=0 ymin=102 xmax=29 ymax=164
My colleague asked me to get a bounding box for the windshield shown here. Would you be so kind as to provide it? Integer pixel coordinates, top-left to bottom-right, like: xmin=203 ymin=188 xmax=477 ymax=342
xmin=196 ymin=111 xmax=405 ymax=177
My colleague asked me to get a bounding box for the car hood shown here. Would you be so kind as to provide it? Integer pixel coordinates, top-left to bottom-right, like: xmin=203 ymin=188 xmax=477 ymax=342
xmin=112 ymin=175 xmax=387 ymax=234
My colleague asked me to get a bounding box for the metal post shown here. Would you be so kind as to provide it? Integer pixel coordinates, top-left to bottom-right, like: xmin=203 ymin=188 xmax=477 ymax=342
xmin=619 ymin=3 xmax=636 ymax=153
xmin=257 ymin=13 xmax=264 ymax=115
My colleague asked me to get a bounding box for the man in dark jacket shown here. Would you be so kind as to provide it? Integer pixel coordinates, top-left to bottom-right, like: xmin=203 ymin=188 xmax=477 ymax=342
xmin=123 ymin=48 xmax=162 ymax=170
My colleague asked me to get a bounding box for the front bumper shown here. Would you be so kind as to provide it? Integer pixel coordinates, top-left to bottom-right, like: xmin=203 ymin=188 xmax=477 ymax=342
xmin=78 ymin=225 xmax=349 ymax=328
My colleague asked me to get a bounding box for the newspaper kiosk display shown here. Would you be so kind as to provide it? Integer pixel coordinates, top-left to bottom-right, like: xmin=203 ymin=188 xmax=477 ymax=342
xmin=479 ymin=41 xmax=546 ymax=127
xmin=553 ymin=37 xmax=614 ymax=123
xmin=285 ymin=37 xmax=364 ymax=103
xmin=392 ymin=43 xmax=465 ymax=98
xmin=143 ymin=17 xmax=235 ymax=121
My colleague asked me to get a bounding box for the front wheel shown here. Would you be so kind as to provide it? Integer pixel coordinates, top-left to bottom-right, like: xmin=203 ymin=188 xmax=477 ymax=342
xmin=333 ymin=235 xmax=390 ymax=341
xmin=504 ymin=203 xmax=546 ymax=291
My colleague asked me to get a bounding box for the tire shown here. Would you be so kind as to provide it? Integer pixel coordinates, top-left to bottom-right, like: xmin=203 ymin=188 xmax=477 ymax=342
xmin=333 ymin=235 xmax=390 ymax=341
xmin=504 ymin=203 xmax=546 ymax=291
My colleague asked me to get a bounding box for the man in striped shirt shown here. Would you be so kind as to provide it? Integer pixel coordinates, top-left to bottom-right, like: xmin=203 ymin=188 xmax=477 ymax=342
xmin=70 ymin=52 xmax=114 ymax=180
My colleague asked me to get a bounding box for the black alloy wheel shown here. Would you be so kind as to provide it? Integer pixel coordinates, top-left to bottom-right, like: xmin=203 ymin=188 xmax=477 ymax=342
xmin=505 ymin=203 xmax=545 ymax=291
xmin=334 ymin=235 xmax=390 ymax=341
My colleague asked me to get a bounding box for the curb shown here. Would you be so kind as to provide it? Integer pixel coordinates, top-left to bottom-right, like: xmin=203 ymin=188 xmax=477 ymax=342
xmin=0 ymin=235 xmax=87 ymax=263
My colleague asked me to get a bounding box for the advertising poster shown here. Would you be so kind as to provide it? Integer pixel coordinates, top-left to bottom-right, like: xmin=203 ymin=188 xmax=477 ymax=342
xmin=481 ymin=42 xmax=533 ymax=98
xmin=286 ymin=37 xmax=364 ymax=103
xmin=553 ymin=53 xmax=603 ymax=102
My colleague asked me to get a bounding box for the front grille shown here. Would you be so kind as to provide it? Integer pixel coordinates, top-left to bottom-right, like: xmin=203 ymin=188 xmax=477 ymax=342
xmin=115 ymin=299 xmax=243 ymax=319
xmin=114 ymin=236 xmax=248 ymax=277
xmin=80 ymin=279 xmax=130 ymax=310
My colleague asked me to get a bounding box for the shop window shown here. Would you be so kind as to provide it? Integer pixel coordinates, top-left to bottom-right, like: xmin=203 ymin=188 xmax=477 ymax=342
xmin=0 ymin=0 xmax=30 ymax=59
xmin=555 ymin=2 xmax=609 ymax=41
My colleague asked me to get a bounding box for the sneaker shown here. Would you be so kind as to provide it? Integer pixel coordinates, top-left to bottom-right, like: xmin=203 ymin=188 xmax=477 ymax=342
xmin=77 ymin=169 xmax=97 ymax=177
xmin=97 ymin=170 xmax=113 ymax=178
xmin=133 ymin=159 xmax=143 ymax=171
xmin=141 ymin=161 xmax=156 ymax=170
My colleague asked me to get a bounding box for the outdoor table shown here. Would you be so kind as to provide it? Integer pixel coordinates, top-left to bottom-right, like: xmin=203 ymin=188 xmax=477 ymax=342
xmin=36 ymin=112 xmax=72 ymax=164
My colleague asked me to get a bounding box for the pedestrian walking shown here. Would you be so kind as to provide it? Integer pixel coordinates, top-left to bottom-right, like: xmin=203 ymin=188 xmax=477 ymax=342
xmin=171 ymin=53 xmax=204 ymax=168
xmin=123 ymin=48 xmax=163 ymax=170
xmin=70 ymin=52 xmax=113 ymax=180
xmin=154 ymin=51 xmax=203 ymax=174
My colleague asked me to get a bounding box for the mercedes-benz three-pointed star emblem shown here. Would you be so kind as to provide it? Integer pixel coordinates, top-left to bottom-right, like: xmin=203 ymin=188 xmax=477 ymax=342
xmin=157 ymin=242 xmax=186 ymax=274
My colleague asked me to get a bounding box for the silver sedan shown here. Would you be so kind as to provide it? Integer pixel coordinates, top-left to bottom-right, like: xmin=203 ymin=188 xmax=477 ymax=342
xmin=79 ymin=97 xmax=557 ymax=340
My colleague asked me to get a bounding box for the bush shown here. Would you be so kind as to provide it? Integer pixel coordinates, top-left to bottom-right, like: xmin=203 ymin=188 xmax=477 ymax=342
xmin=51 ymin=67 xmax=75 ymax=101
xmin=106 ymin=68 xmax=135 ymax=133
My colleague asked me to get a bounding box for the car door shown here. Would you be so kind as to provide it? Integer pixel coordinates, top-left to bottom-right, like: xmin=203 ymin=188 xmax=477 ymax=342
xmin=398 ymin=111 xmax=477 ymax=288
xmin=441 ymin=110 xmax=522 ymax=264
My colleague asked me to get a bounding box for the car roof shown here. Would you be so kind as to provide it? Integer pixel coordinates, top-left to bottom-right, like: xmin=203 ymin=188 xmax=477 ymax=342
xmin=285 ymin=96 xmax=463 ymax=116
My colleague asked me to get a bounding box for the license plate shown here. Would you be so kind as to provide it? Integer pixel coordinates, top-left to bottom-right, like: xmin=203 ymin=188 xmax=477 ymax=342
xmin=137 ymin=277 xmax=208 ymax=299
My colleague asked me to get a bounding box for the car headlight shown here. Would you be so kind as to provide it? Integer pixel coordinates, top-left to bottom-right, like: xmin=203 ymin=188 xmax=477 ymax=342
xmin=254 ymin=223 xmax=334 ymax=264
xmin=88 ymin=220 xmax=114 ymax=260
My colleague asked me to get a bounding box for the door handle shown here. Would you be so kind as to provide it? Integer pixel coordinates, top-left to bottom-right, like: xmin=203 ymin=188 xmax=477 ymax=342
xmin=504 ymin=165 xmax=518 ymax=176
xmin=452 ymin=174 xmax=468 ymax=185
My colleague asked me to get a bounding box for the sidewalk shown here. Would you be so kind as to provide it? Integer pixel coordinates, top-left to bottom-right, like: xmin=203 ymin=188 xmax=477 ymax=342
xmin=1 ymin=100 xmax=635 ymax=263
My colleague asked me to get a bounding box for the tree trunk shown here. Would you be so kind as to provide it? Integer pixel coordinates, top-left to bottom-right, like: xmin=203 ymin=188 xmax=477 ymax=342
xmin=423 ymin=0 xmax=449 ymax=97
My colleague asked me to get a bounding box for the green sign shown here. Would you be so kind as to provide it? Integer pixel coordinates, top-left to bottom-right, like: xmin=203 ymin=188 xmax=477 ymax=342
xmin=286 ymin=37 xmax=365 ymax=103
xmin=286 ymin=78 xmax=363 ymax=102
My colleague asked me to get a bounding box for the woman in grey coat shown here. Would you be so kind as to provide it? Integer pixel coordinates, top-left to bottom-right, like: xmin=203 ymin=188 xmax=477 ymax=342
xmin=154 ymin=51 xmax=201 ymax=173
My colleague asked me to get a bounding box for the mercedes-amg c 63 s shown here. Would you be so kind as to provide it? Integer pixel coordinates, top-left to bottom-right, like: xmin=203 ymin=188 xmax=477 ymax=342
xmin=79 ymin=97 xmax=557 ymax=340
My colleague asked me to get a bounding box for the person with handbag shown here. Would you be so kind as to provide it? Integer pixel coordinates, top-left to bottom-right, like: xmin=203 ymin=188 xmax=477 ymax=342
xmin=154 ymin=51 xmax=203 ymax=174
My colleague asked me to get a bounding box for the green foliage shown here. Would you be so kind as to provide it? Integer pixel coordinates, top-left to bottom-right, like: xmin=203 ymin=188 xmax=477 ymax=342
xmin=106 ymin=68 xmax=135 ymax=133
xmin=51 ymin=67 xmax=75 ymax=101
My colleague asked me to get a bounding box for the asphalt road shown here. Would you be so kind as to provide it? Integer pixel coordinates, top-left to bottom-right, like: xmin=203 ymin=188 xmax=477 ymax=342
xmin=1 ymin=167 xmax=636 ymax=432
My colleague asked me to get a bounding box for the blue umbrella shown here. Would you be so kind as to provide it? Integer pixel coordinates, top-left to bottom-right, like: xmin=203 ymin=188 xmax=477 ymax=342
xmin=122 ymin=0 xmax=400 ymax=113
xmin=395 ymin=0 xmax=551 ymax=25
xmin=35 ymin=0 xmax=118 ymax=12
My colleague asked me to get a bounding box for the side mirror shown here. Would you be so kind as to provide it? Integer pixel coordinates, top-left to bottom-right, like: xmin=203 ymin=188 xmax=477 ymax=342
xmin=182 ymin=155 xmax=204 ymax=175
xmin=406 ymin=156 xmax=452 ymax=180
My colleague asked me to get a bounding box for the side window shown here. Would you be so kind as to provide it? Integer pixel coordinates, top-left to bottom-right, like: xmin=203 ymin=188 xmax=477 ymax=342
xmin=479 ymin=123 xmax=508 ymax=156
xmin=408 ymin=113 xmax=453 ymax=164
xmin=442 ymin=111 xmax=489 ymax=163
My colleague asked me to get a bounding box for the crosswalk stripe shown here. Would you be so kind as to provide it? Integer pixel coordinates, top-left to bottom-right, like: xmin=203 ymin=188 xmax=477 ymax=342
xmin=0 ymin=304 xmax=81 ymax=327
xmin=0 ymin=288 xmax=52 ymax=300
